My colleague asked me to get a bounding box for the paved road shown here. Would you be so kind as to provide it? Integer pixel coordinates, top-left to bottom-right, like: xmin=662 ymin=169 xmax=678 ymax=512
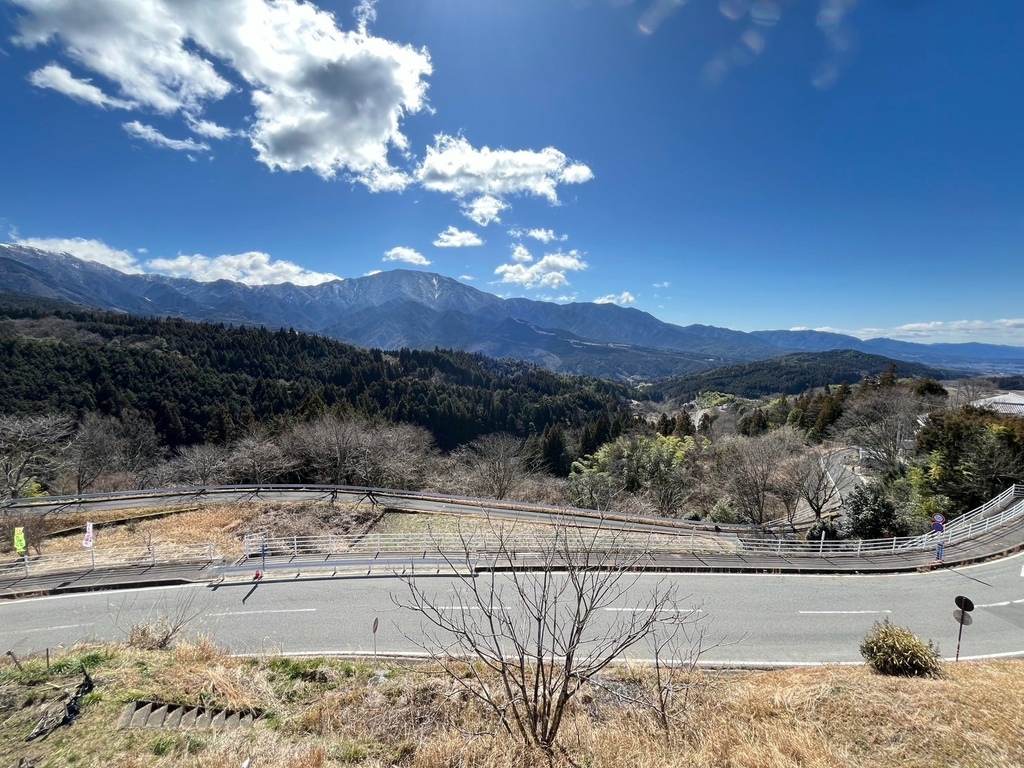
xmin=3 ymin=552 xmax=1023 ymax=666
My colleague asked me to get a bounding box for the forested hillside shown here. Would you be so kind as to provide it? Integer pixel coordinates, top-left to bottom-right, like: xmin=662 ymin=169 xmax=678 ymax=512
xmin=649 ymin=349 xmax=951 ymax=402
xmin=0 ymin=300 xmax=630 ymax=451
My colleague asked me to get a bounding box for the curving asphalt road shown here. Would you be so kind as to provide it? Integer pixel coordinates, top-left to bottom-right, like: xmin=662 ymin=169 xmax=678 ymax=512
xmin=3 ymin=551 xmax=1023 ymax=666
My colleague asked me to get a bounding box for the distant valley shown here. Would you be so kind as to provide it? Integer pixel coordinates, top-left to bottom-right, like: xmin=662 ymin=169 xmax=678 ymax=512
xmin=3 ymin=243 xmax=1023 ymax=381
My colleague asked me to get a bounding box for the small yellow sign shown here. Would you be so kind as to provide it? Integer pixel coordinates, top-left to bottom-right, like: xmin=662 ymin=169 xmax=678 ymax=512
xmin=13 ymin=527 xmax=26 ymax=554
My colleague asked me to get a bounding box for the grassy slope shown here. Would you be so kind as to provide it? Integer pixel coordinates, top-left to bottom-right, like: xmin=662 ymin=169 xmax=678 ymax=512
xmin=3 ymin=643 xmax=1023 ymax=768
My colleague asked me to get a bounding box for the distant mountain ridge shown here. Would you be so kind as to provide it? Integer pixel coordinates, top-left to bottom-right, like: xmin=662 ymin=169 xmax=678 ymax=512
xmin=1 ymin=243 xmax=1022 ymax=379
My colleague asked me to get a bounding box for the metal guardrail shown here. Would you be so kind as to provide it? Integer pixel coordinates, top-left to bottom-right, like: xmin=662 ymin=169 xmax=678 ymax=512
xmin=0 ymin=543 xmax=218 ymax=578
xmin=241 ymin=530 xmax=737 ymax=559
xmin=3 ymin=484 xmax=1023 ymax=572
xmin=240 ymin=486 xmax=1024 ymax=561
xmin=215 ymin=555 xmax=475 ymax=579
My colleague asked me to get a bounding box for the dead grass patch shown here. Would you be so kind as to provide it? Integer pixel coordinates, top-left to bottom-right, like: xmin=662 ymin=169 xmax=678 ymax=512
xmin=3 ymin=646 xmax=1024 ymax=767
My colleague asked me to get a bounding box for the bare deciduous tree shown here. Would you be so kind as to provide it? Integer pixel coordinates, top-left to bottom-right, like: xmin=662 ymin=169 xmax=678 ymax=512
xmin=839 ymin=388 xmax=923 ymax=477
xmin=226 ymin=434 xmax=292 ymax=484
xmin=468 ymin=432 xmax=528 ymax=500
xmin=67 ymin=413 xmax=123 ymax=493
xmin=800 ymin=448 xmax=842 ymax=521
xmin=165 ymin=443 xmax=231 ymax=486
xmin=285 ymin=415 xmax=362 ymax=485
xmin=721 ymin=429 xmax=802 ymax=527
xmin=0 ymin=414 xmax=75 ymax=499
xmin=397 ymin=517 xmax=704 ymax=755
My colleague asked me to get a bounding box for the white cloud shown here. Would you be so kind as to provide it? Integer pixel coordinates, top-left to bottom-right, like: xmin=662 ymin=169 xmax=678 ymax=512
xmin=364 ymin=269 xmax=382 ymax=276
xmin=653 ymin=281 xmax=670 ymax=288
xmin=123 ymin=121 xmax=211 ymax=152
xmin=527 ymin=228 xmax=566 ymax=243
xmin=28 ymin=63 xmax=135 ymax=109
xmin=383 ymin=246 xmax=430 ymax=266
xmin=459 ymin=274 xmax=474 ymax=281
xmin=461 ymin=195 xmax=508 ymax=227
xmin=11 ymin=0 xmax=432 ymax=186
xmin=494 ymin=250 xmax=588 ymax=290
xmin=594 ymin=291 xmax=636 ymax=305
xmin=433 ymin=226 xmax=483 ymax=248
xmin=187 ymin=117 xmax=236 ymax=140
xmin=417 ymin=134 xmax=594 ymax=204
xmin=823 ymin=319 xmax=1024 ymax=345
xmin=146 ymin=251 xmax=340 ymax=285
xmin=511 ymin=244 xmax=533 ymax=263
xmin=353 ymin=0 xmax=379 ymax=34
xmin=14 ymin=235 xmax=143 ymax=273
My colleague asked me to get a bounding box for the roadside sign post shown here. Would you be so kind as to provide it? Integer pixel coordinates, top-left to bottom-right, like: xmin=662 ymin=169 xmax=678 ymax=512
xmin=372 ymin=617 xmax=379 ymax=659
xmin=953 ymin=595 xmax=975 ymax=661
xmin=83 ymin=522 xmax=96 ymax=568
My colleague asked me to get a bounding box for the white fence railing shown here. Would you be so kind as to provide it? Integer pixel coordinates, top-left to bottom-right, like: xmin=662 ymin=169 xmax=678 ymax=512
xmin=0 ymin=543 xmax=218 ymax=579
xmin=241 ymin=486 xmax=1024 ymax=561
xmin=242 ymin=530 xmax=737 ymax=559
xmin=3 ymin=484 xmax=1023 ymax=578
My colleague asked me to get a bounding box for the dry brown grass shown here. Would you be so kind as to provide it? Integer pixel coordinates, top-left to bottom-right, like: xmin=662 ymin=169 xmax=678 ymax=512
xmin=4 ymin=645 xmax=1024 ymax=768
xmin=36 ymin=500 xmax=380 ymax=559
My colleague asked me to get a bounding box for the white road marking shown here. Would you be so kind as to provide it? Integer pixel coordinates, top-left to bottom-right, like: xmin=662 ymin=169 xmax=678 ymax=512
xmin=210 ymin=609 xmax=317 ymax=617
xmin=976 ymin=599 xmax=1024 ymax=608
xmin=0 ymin=622 xmax=95 ymax=634
xmin=604 ymin=608 xmax=703 ymax=613
xmin=434 ymin=606 xmax=510 ymax=611
xmin=798 ymin=610 xmax=891 ymax=615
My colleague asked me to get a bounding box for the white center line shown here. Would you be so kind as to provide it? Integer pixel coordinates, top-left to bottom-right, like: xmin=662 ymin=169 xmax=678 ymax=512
xmin=210 ymin=609 xmax=317 ymax=617
xmin=0 ymin=622 xmax=95 ymax=634
xmin=435 ymin=606 xmax=510 ymax=611
xmin=975 ymin=599 xmax=1024 ymax=608
xmin=799 ymin=610 xmax=892 ymax=615
xmin=605 ymin=608 xmax=703 ymax=613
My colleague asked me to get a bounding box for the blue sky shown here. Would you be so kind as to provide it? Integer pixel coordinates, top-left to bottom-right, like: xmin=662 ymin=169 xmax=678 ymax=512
xmin=1 ymin=0 xmax=1022 ymax=345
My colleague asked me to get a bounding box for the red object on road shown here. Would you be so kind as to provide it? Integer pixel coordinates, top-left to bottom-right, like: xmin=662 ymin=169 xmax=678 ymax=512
xmin=253 ymin=570 xmax=262 ymax=581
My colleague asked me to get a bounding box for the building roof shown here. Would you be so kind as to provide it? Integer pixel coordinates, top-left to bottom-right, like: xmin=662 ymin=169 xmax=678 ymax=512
xmin=971 ymin=393 xmax=1024 ymax=415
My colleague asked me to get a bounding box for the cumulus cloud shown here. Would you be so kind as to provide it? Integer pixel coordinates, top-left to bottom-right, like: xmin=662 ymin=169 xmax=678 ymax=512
xmin=28 ymin=63 xmax=135 ymax=109
xmin=823 ymin=319 xmax=1024 ymax=345
xmin=11 ymin=0 xmax=432 ymax=186
xmin=494 ymin=250 xmax=588 ymax=290
xmin=383 ymin=246 xmax=430 ymax=266
xmin=528 ymin=228 xmax=566 ymax=243
xmin=417 ymin=134 xmax=593 ymax=204
xmin=594 ymin=291 xmax=636 ymax=305
xmin=14 ymin=235 xmax=143 ymax=273
xmin=146 ymin=251 xmax=340 ymax=285
xmin=511 ymin=244 xmax=533 ymax=263
xmin=123 ymin=121 xmax=211 ymax=152
xmin=433 ymin=226 xmax=483 ymax=248
xmin=461 ymin=195 xmax=508 ymax=227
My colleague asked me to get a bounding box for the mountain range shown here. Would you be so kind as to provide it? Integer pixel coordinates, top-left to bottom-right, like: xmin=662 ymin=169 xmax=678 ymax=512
xmin=2 ymin=243 xmax=1023 ymax=381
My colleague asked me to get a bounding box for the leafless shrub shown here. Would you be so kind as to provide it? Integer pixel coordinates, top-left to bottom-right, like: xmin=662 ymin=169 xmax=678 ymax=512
xmin=397 ymin=515 xmax=710 ymax=755
xmin=112 ymin=589 xmax=205 ymax=651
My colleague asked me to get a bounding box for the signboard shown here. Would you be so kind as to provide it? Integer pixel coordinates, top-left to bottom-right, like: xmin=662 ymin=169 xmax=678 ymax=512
xmin=82 ymin=522 xmax=94 ymax=549
xmin=13 ymin=527 xmax=26 ymax=554
xmin=932 ymin=513 xmax=946 ymax=524
xmin=932 ymin=522 xmax=944 ymax=533
xmin=953 ymin=595 xmax=975 ymax=661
